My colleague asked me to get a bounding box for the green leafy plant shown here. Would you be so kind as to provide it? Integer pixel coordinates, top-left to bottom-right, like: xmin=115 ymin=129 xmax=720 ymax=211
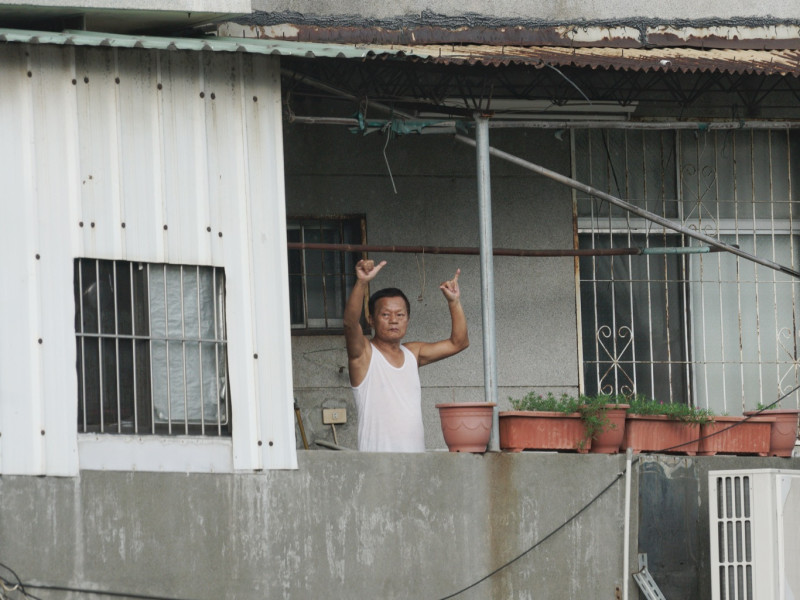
xmin=626 ymin=395 xmax=714 ymax=424
xmin=509 ymin=392 xmax=628 ymax=449
xmin=509 ymin=392 xmax=580 ymax=413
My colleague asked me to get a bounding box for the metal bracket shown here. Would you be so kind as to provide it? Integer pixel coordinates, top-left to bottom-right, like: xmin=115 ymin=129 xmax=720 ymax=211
xmin=633 ymin=553 xmax=667 ymax=600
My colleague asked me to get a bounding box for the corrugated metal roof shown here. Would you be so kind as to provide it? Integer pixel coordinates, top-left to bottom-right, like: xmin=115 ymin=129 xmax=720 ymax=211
xmin=420 ymin=44 xmax=800 ymax=77
xmin=0 ymin=28 xmax=404 ymax=59
xmin=2 ymin=28 xmax=800 ymax=77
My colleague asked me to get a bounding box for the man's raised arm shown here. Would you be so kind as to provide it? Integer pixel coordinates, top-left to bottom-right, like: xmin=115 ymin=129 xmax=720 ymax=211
xmin=409 ymin=269 xmax=469 ymax=367
xmin=343 ymin=259 xmax=385 ymax=384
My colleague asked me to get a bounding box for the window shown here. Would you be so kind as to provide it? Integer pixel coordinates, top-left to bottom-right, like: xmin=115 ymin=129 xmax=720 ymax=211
xmin=287 ymin=217 xmax=363 ymax=331
xmin=74 ymin=259 xmax=230 ymax=436
xmin=575 ymin=129 xmax=800 ymax=413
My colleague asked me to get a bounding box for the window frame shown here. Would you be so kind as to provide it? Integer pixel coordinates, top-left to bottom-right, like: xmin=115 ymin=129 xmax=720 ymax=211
xmin=287 ymin=215 xmax=367 ymax=335
xmin=73 ymin=258 xmax=231 ymax=438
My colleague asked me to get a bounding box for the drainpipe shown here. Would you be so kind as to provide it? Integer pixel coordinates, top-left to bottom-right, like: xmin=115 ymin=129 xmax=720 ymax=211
xmin=623 ymin=448 xmax=633 ymax=600
xmin=475 ymin=115 xmax=500 ymax=450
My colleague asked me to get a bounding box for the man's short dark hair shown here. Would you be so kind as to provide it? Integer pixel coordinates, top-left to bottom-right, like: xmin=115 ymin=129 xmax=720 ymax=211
xmin=368 ymin=287 xmax=411 ymax=317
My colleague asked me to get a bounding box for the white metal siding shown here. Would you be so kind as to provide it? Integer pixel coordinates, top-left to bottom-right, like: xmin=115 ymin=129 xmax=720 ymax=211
xmin=0 ymin=43 xmax=296 ymax=474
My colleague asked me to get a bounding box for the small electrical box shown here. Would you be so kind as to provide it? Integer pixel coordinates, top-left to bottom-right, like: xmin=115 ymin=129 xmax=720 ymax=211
xmin=322 ymin=408 xmax=347 ymax=424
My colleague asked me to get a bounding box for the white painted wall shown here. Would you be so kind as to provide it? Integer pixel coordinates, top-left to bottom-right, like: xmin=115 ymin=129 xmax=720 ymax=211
xmin=0 ymin=43 xmax=296 ymax=474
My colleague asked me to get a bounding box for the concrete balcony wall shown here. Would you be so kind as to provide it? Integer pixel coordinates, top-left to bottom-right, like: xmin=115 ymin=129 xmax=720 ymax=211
xmin=0 ymin=452 xmax=637 ymax=600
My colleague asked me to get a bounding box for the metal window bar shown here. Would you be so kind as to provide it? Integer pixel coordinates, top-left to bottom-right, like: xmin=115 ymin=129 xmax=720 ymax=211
xmin=196 ymin=265 xmax=205 ymax=434
xmin=75 ymin=259 xmax=230 ymax=436
xmin=288 ymin=217 xmax=362 ymax=331
xmin=130 ymin=262 xmax=139 ymax=433
xmin=577 ymin=128 xmax=800 ymax=413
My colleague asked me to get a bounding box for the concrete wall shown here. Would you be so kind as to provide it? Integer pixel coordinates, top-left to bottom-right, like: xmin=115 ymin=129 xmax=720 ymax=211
xmin=283 ymin=123 xmax=580 ymax=450
xmin=4 ymin=451 xmax=797 ymax=599
xmin=0 ymin=452 xmax=637 ymax=600
xmin=638 ymin=455 xmax=800 ymax=600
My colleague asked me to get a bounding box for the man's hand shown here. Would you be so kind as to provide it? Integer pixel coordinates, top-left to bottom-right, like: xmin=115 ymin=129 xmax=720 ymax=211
xmin=355 ymin=259 xmax=387 ymax=282
xmin=439 ymin=268 xmax=461 ymax=302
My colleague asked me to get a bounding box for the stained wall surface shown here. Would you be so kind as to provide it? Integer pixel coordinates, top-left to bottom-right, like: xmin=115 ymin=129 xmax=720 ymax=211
xmin=284 ymin=123 xmax=580 ymax=450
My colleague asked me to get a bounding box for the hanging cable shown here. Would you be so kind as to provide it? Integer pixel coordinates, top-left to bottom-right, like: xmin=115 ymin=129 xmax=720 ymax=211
xmin=438 ymin=470 xmax=626 ymax=600
xmin=437 ymin=382 xmax=800 ymax=599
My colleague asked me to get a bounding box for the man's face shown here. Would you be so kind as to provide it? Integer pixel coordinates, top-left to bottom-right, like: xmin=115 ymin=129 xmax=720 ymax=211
xmin=370 ymin=296 xmax=409 ymax=342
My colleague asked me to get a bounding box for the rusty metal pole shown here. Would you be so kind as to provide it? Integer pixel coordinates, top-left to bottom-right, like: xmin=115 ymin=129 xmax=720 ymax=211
xmin=475 ymin=115 xmax=500 ymax=451
xmin=455 ymin=134 xmax=800 ymax=279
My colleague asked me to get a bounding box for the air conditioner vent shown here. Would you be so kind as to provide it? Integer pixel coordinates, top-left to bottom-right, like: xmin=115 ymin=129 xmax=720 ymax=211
xmin=709 ymin=469 xmax=800 ymax=600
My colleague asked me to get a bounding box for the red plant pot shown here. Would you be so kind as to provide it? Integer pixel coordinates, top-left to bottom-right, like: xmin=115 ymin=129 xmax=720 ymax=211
xmin=698 ymin=416 xmax=773 ymax=456
xmin=436 ymin=403 xmax=496 ymax=453
xmin=743 ymin=410 xmax=800 ymax=457
xmin=589 ymin=404 xmax=629 ymax=454
xmin=623 ymin=414 xmax=700 ymax=455
xmin=499 ymin=411 xmax=590 ymax=453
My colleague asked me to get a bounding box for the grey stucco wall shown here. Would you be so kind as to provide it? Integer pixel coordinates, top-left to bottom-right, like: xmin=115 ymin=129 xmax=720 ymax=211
xmin=283 ymin=124 xmax=579 ymax=450
xmin=0 ymin=452 xmax=637 ymax=600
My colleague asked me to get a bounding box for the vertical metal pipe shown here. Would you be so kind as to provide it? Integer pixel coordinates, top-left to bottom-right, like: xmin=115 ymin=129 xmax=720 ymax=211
xmin=475 ymin=116 xmax=500 ymax=450
xmin=623 ymin=448 xmax=633 ymax=600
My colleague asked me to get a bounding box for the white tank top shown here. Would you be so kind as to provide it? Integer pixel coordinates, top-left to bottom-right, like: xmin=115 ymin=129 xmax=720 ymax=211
xmin=352 ymin=343 xmax=424 ymax=452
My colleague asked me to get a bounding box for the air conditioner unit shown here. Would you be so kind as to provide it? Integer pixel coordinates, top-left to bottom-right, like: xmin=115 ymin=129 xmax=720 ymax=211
xmin=709 ymin=469 xmax=800 ymax=600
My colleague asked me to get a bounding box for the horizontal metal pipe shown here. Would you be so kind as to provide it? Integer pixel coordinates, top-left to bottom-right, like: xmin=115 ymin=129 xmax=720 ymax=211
xmin=287 ymin=241 xmax=721 ymax=257
xmin=485 ymin=120 xmax=800 ymax=130
xmin=454 ymin=134 xmax=800 ymax=279
xmin=286 ymin=114 xmax=800 ymax=131
xmin=281 ymin=68 xmax=415 ymax=120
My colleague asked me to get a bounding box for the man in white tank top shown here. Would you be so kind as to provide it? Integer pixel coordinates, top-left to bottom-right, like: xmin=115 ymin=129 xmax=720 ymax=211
xmin=344 ymin=259 xmax=469 ymax=452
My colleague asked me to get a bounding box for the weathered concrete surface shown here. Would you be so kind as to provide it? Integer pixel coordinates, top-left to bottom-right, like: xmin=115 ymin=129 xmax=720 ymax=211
xmin=638 ymin=454 xmax=800 ymax=600
xmin=0 ymin=452 xmax=636 ymax=599
xmin=248 ymin=2 xmax=800 ymax=25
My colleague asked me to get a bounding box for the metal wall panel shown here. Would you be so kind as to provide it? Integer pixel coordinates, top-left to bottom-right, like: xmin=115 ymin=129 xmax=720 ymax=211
xmin=241 ymin=55 xmax=296 ymax=470
xmin=0 ymin=42 xmax=295 ymax=474
xmin=31 ymin=45 xmax=83 ymax=475
xmin=0 ymin=44 xmax=43 ymax=475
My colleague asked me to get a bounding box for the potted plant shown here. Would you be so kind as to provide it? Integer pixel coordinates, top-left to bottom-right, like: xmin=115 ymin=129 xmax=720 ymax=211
xmin=499 ymin=393 xmax=590 ymax=453
xmin=623 ymin=396 xmax=714 ymax=455
xmin=743 ymin=403 xmax=800 ymax=457
xmin=698 ymin=414 xmax=773 ymax=456
xmin=580 ymin=394 xmax=630 ymax=454
xmin=436 ymin=402 xmax=496 ymax=453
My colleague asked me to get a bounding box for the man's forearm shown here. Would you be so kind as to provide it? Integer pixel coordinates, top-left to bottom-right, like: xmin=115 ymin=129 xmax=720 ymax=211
xmin=447 ymin=299 xmax=469 ymax=350
xmin=344 ymin=279 xmax=369 ymax=330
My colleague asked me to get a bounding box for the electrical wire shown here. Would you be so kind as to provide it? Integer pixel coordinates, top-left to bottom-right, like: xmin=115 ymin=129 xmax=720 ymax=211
xmin=437 ymin=383 xmax=800 ymax=599
xmin=0 ymin=559 xmax=196 ymax=600
xmin=0 ymin=562 xmax=42 ymax=600
xmin=19 ymin=584 xmax=197 ymax=600
xmin=653 ymin=382 xmax=800 ymax=454
xmin=4 ymin=389 xmax=797 ymax=600
xmin=437 ymin=469 xmax=626 ymax=600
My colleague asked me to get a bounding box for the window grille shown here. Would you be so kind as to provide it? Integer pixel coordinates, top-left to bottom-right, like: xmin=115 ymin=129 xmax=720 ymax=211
xmin=575 ymin=129 xmax=800 ymax=413
xmin=74 ymin=259 xmax=230 ymax=436
xmin=287 ymin=217 xmax=363 ymax=331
